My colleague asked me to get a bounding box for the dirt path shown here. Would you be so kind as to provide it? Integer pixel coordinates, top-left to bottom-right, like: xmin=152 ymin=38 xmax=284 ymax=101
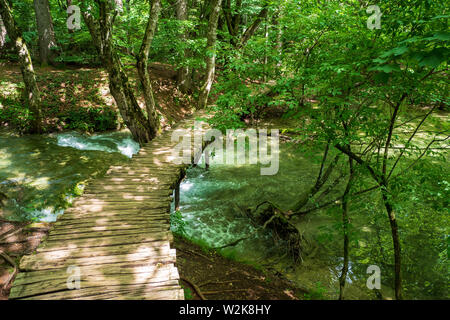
xmin=0 ymin=220 xmax=50 ymax=299
xmin=174 ymin=236 xmax=304 ymax=300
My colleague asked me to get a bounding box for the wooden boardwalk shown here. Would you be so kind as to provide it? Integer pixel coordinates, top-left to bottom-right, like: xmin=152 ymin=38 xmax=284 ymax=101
xmin=9 ymin=114 xmax=208 ymax=300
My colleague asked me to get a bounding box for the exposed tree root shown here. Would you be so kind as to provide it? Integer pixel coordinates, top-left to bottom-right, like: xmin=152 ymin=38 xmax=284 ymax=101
xmin=0 ymin=251 xmax=17 ymax=289
xmin=221 ymin=203 xmax=307 ymax=263
xmin=181 ymin=276 xmax=207 ymax=300
xmin=198 ymin=280 xmax=238 ymax=287
xmin=203 ymin=289 xmax=248 ymax=295
xmin=177 ymin=247 xmax=213 ymax=263
xmin=214 ymin=235 xmax=252 ymax=250
xmin=245 ymin=202 xmax=305 ymax=263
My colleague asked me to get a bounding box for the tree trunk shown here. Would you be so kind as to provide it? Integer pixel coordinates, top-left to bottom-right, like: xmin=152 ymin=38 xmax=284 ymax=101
xmin=263 ymin=11 xmax=268 ymax=82
xmin=176 ymin=0 xmax=192 ymax=93
xmin=274 ymin=10 xmax=283 ymax=67
xmin=0 ymin=0 xmax=42 ymax=133
xmin=83 ymin=1 xmax=155 ymax=144
xmin=382 ymin=189 xmax=403 ymax=300
xmin=292 ymin=153 xmax=341 ymax=213
xmin=238 ymin=4 xmax=268 ymax=49
xmin=198 ymin=0 xmax=222 ymax=109
xmin=232 ymin=0 xmax=242 ymax=37
xmin=136 ymin=0 xmax=161 ymax=138
xmin=339 ymin=158 xmax=353 ymax=300
xmin=0 ymin=15 xmax=6 ymax=49
xmin=334 ymin=141 xmax=404 ymax=300
xmin=33 ymin=0 xmax=57 ymax=65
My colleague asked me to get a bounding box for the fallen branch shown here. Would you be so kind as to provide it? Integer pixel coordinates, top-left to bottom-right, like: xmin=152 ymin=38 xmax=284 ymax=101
xmin=203 ymin=289 xmax=248 ymax=295
xmin=213 ymin=215 xmax=277 ymax=250
xmin=177 ymin=247 xmax=213 ymax=263
xmin=198 ymin=280 xmax=239 ymax=287
xmin=0 ymin=227 xmax=25 ymax=242
xmin=181 ymin=276 xmax=207 ymax=300
xmin=0 ymin=250 xmax=18 ymax=289
xmin=213 ymin=235 xmax=251 ymax=250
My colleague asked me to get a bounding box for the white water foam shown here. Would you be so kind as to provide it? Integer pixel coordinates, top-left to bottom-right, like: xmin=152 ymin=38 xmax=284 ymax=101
xmin=56 ymin=132 xmax=140 ymax=158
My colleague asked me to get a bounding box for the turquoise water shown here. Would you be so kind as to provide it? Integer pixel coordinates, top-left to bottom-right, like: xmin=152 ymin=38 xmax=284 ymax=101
xmin=0 ymin=130 xmax=138 ymax=222
xmin=174 ymin=136 xmax=448 ymax=299
xmin=1 ymin=127 xmax=446 ymax=299
xmin=173 ymin=141 xmax=371 ymax=298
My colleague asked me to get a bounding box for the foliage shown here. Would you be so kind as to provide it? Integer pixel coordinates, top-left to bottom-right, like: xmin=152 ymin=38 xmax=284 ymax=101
xmin=171 ymin=210 xmax=187 ymax=237
xmin=0 ymin=0 xmax=448 ymax=300
xmin=303 ymin=281 xmax=327 ymax=300
xmin=0 ymin=70 xmax=118 ymax=133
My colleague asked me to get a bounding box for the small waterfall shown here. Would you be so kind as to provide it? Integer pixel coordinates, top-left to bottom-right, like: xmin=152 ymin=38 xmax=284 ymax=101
xmin=56 ymin=131 xmax=140 ymax=158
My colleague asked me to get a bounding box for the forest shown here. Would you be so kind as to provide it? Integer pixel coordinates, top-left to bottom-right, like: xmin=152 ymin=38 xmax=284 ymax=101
xmin=0 ymin=0 xmax=448 ymax=302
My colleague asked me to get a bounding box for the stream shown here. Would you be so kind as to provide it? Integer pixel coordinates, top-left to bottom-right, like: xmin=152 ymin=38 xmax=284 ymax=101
xmin=0 ymin=129 xmax=446 ymax=299
xmin=173 ymin=140 xmax=376 ymax=299
xmin=0 ymin=130 xmax=138 ymax=222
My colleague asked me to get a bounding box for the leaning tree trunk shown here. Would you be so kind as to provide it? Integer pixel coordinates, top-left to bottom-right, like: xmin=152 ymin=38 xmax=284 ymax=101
xmin=83 ymin=0 xmax=155 ymax=144
xmin=33 ymin=0 xmax=57 ymax=65
xmin=237 ymin=3 xmax=268 ymax=49
xmin=136 ymin=0 xmax=161 ymax=139
xmin=198 ymin=0 xmax=222 ymax=109
xmin=0 ymin=0 xmax=42 ymax=133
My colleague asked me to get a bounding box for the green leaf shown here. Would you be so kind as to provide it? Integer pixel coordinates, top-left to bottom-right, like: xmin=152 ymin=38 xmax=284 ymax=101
xmin=418 ymin=48 xmax=448 ymax=68
xmin=431 ymin=31 xmax=450 ymax=41
xmin=369 ymin=64 xmax=401 ymax=73
xmin=380 ymin=46 xmax=409 ymax=59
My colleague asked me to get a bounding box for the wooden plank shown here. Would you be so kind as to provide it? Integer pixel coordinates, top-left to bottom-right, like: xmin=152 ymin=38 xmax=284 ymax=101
xmin=14 ymin=263 xmax=178 ymax=286
xmin=20 ymin=286 xmax=184 ymax=300
xmin=12 ymin=280 xmax=181 ymax=300
xmin=10 ymin=112 xmax=208 ymax=299
xmin=20 ymin=249 xmax=177 ymax=271
xmin=52 ymin=219 xmax=169 ymax=230
xmin=71 ymin=196 xmax=172 ymax=204
xmin=38 ymin=232 xmax=172 ymax=251
xmin=26 ymin=242 xmax=173 ymax=264
xmin=44 ymin=228 xmax=170 ymax=242
xmin=66 ymin=202 xmax=171 ymax=211
xmin=84 ymin=187 xmax=174 ymax=194
xmin=49 ymin=224 xmax=168 ymax=237
xmin=11 ymin=267 xmax=180 ymax=298
xmin=36 ymin=237 xmax=171 ymax=254
xmin=59 ymin=207 xmax=169 ymax=218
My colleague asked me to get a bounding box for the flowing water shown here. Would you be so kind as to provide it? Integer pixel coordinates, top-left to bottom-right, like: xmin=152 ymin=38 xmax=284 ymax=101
xmin=0 ymin=130 xmax=138 ymax=222
xmin=174 ymin=135 xmax=447 ymax=300
xmin=173 ymin=140 xmax=376 ymax=299
xmin=1 ymin=127 xmax=445 ymax=299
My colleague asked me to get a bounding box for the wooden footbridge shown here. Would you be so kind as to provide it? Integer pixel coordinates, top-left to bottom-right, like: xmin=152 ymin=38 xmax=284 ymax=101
xmin=9 ymin=114 xmax=209 ymax=300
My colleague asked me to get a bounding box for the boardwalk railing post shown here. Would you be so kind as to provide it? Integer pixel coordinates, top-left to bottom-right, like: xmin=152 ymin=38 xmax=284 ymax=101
xmin=205 ymin=150 xmax=210 ymax=170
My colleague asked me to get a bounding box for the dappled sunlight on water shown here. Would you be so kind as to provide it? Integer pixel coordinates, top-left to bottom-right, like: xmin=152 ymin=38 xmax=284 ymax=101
xmin=0 ymin=130 xmax=137 ymax=222
xmin=175 ymin=141 xmax=384 ymax=299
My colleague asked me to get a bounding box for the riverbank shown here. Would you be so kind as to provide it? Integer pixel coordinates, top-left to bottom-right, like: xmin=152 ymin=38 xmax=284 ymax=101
xmin=0 ymin=220 xmax=50 ymax=299
xmin=174 ymin=235 xmax=304 ymax=300
xmin=0 ymin=63 xmax=193 ymax=134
